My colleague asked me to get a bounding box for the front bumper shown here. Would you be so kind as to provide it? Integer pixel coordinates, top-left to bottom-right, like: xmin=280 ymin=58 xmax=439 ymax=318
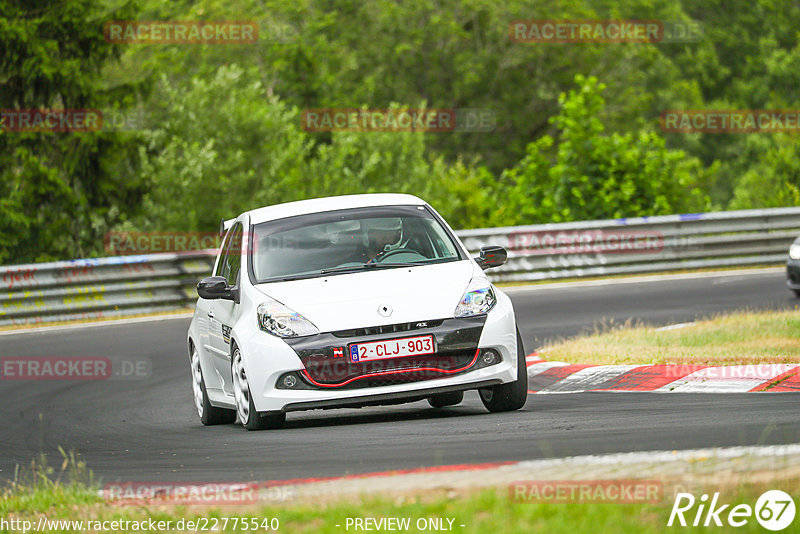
xmin=787 ymin=260 xmax=800 ymax=290
xmin=238 ymin=291 xmax=518 ymax=413
xmin=281 ymin=378 xmax=504 ymax=412
xmin=283 ymin=316 xmax=490 ymax=389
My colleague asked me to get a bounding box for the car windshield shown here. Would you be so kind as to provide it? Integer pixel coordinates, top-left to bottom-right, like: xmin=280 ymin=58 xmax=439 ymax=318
xmin=250 ymin=205 xmax=463 ymax=283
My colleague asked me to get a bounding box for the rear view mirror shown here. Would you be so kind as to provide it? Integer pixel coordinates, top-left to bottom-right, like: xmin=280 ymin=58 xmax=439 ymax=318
xmin=474 ymin=245 xmax=507 ymax=270
xmin=197 ymin=276 xmax=236 ymax=301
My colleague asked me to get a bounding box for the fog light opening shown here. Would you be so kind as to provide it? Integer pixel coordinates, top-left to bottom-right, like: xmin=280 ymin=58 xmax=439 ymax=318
xmin=283 ymin=375 xmax=297 ymax=388
xmin=482 ymin=349 xmax=499 ymax=365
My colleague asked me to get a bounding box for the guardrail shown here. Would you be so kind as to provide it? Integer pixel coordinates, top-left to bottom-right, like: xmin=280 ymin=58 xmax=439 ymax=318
xmin=0 ymin=253 xmax=214 ymax=327
xmin=457 ymin=207 xmax=800 ymax=283
xmin=1 ymin=208 xmax=797 ymax=327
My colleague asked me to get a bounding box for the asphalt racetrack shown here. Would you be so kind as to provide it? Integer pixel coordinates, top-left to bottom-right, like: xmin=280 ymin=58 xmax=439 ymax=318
xmin=1 ymin=268 xmax=797 ymax=483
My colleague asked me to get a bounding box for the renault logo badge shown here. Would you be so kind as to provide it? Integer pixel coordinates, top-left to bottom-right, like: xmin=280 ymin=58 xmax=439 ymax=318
xmin=378 ymin=304 xmax=393 ymax=317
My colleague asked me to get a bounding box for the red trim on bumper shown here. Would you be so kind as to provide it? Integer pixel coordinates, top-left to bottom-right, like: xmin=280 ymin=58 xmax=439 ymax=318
xmin=301 ymin=348 xmax=481 ymax=388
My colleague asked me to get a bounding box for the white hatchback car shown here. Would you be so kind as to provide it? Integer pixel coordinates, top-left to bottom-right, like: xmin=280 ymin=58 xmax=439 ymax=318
xmin=187 ymin=193 xmax=527 ymax=430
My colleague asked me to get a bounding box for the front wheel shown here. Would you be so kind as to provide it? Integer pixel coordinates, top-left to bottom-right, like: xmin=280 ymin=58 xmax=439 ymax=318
xmin=479 ymin=328 xmax=528 ymax=413
xmin=232 ymin=346 xmax=286 ymax=431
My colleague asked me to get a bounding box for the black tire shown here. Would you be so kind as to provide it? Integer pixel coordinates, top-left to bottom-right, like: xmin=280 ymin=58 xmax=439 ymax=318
xmin=794 ymin=290 xmax=800 ymax=298
xmin=478 ymin=328 xmax=528 ymax=413
xmin=190 ymin=343 xmax=235 ymax=425
xmin=200 ymin=377 xmax=237 ymax=425
xmin=428 ymin=390 xmax=464 ymax=408
xmin=232 ymin=344 xmax=286 ymax=431
xmin=243 ymin=395 xmax=286 ymax=431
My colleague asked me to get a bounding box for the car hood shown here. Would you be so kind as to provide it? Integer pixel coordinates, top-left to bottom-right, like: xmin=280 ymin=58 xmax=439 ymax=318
xmin=253 ymin=260 xmax=479 ymax=332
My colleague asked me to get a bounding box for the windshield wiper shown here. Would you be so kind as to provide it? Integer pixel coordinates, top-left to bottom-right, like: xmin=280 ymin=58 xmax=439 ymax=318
xmin=378 ymin=261 xmax=435 ymax=267
xmin=319 ymin=263 xmax=382 ymax=275
xmin=321 ymin=260 xmax=447 ymax=274
xmin=269 ymin=261 xmax=445 ymax=282
xmin=266 ymin=264 xmax=402 ymax=282
xmin=275 ymin=274 xmax=317 ymax=281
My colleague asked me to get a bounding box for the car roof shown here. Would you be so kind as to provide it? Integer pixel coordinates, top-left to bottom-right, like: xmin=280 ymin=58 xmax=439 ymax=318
xmin=245 ymin=193 xmax=427 ymax=225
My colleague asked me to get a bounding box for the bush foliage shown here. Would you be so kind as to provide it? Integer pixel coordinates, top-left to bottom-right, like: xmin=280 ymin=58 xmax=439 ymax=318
xmin=2 ymin=0 xmax=799 ymax=262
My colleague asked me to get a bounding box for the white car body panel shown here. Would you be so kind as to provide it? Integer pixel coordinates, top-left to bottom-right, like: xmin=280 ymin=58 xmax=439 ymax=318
xmin=254 ymin=260 xmax=475 ymax=333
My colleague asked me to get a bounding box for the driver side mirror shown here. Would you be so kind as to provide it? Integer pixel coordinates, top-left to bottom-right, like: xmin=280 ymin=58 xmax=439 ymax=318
xmin=197 ymin=276 xmax=239 ymax=302
xmin=474 ymin=245 xmax=507 ymax=270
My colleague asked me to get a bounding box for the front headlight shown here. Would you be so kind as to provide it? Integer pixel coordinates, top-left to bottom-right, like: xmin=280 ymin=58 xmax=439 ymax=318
xmin=790 ymin=243 xmax=800 ymax=260
xmin=454 ymin=277 xmax=497 ymax=318
xmin=257 ymin=298 xmax=319 ymax=338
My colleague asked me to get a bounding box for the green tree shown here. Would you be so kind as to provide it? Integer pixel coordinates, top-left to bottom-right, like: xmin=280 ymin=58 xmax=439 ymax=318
xmin=501 ymin=75 xmax=710 ymax=224
xmin=116 ymin=0 xmax=699 ymax=174
xmin=0 ymin=0 xmax=145 ymax=263
xmin=131 ymin=66 xmax=311 ymax=232
xmin=129 ymin=69 xmax=490 ymax=232
xmin=729 ymin=134 xmax=800 ymax=209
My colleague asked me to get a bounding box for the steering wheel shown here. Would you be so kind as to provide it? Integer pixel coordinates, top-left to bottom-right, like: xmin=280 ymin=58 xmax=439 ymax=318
xmin=375 ymin=248 xmax=427 ymax=263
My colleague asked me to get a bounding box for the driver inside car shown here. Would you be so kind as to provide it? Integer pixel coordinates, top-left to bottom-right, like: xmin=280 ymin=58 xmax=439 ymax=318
xmin=363 ymin=217 xmax=403 ymax=263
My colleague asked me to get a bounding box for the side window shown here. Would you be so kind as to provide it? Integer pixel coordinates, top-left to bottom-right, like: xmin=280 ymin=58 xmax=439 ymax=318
xmin=214 ymin=222 xmax=243 ymax=286
xmin=214 ymin=228 xmax=233 ymax=279
xmin=226 ymin=224 xmax=243 ymax=286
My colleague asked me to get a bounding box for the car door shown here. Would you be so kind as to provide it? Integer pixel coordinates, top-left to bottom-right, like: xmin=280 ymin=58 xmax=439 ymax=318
xmin=208 ymin=222 xmax=244 ymax=393
xmin=196 ymin=227 xmax=232 ymax=369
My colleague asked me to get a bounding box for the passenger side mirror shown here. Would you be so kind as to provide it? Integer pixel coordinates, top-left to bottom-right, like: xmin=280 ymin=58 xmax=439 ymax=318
xmin=474 ymin=245 xmax=507 ymax=270
xmin=197 ymin=276 xmax=237 ymax=301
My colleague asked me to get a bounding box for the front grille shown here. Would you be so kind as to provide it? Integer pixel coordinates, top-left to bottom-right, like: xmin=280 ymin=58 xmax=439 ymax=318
xmin=284 ymin=316 xmax=488 ymax=389
xmin=331 ymin=320 xmax=444 ymax=338
xmin=278 ymin=347 xmax=501 ymax=390
xmin=302 ymin=350 xmax=479 ymax=389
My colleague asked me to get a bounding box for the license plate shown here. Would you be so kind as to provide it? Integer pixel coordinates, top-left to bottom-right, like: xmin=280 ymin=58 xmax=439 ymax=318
xmin=349 ymin=335 xmax=434 ymax=363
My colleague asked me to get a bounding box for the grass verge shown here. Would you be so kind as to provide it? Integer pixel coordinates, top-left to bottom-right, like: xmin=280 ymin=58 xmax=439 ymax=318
xmin=4 ymin=448 xmax=800 ymax=532
xmin=3 ymin=475 xmax=799 ymax=533
xmin=539 ymin=309 xmax=800 ymax=366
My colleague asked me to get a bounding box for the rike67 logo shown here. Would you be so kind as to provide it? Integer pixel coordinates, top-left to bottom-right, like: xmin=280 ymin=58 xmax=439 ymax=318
xmin=668 ymin=490 xmax=796 ymax=531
